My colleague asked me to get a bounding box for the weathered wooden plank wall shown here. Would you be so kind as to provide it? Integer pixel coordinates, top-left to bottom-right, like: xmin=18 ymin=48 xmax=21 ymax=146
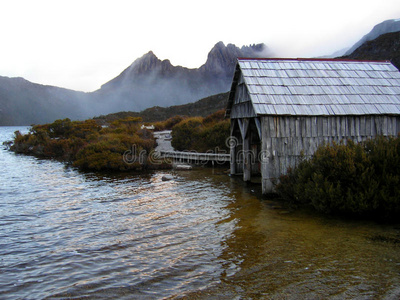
xmin=261 ymin=115 xmax=400 ymax=193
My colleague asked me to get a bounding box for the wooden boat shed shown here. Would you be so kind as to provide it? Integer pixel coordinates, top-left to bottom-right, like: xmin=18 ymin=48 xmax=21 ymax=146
xmin=226 ymin=58 xmax=400 ymax=194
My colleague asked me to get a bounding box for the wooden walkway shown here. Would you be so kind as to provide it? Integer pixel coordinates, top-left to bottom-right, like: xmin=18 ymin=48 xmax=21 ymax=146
xmin=154 ymin=131 xmax=230 ymax=165
xmin=159 ymin=150 xmax=230 ymax=164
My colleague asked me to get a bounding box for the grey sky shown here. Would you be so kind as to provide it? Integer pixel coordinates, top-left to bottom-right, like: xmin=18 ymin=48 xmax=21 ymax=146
xmin=1 ymin=0 xmax=399 ymax=92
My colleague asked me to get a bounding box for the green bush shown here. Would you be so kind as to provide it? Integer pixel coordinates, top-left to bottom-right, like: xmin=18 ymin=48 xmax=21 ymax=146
xmin=276 ymin=136 xmax=400 ymax=221
xmin=171 ymin=117 xmax=203 ymax=151
xmin=171 ymin=110 xmax=229 ymax=152
xmin=196 ymin=120 xmax=230 ymax=152
xmin=154 ymin=115 xmax=186 ymax=131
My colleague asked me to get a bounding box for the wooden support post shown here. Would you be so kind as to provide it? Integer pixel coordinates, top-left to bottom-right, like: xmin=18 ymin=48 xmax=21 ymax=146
xmin=255 ymin=117 xmax=262 ymax=139
xmin=261 ymin=117 xmax=275 ymax=194
xmin=230 ymin=141 xmax=236 ymax=175
xmin=241 ymin=119 xmax=251 ymax=182
xmin=230 ymin=121 xmax=236 ymax=175
xmin=243 ymin=130 xmax=251 ymax=182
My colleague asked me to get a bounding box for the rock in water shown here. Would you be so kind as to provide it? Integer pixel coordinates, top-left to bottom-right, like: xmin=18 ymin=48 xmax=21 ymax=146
xmin=162 ymin=175 xmax=174 ymax=181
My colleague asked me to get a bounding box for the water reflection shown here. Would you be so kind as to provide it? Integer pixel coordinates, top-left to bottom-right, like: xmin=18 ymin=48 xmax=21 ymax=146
xmin=181 ymin=175 xmax=400 ymax=299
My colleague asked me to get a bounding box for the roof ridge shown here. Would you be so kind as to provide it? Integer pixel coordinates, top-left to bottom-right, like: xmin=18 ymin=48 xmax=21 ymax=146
xmin=237 ymin=57 xmax=391 ymax=64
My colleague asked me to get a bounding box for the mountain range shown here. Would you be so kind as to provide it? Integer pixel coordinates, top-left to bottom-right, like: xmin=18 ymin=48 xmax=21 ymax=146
xmin=91 ymin=42 xmax=272 ymax=114
xmin=0 ymin=42 xmax=271 ymax=125
xmin=1 ymin=18 xmax=400 ymax=126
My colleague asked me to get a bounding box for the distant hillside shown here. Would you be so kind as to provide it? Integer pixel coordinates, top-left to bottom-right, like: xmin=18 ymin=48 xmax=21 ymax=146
xmin=341 ymin=31 xmax=400 ymax=70
xmin=0 ymin=76 xmax=89 ymax=126
xmin=344 ymin=19 xmax=400 ymax=56
xmin=93 ymin=92 xmax=229 ymax=125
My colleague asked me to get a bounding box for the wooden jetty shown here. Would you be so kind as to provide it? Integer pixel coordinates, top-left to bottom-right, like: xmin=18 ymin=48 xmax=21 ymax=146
xmin=159 ymin=150 xmax=230 ymax=165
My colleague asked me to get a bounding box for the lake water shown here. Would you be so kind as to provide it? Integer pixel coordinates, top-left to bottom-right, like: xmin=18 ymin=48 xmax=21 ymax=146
xmin=1 ymin=126 xmax=400 ymax=299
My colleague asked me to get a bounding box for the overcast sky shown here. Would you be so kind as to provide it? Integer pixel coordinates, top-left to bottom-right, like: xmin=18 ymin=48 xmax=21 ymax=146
xmin=1 ymin=0 xmax=400 ymax=92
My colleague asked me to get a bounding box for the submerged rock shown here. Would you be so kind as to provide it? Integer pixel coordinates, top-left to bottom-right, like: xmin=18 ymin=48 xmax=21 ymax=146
xmin=162 ymin=175 xmax=174 ymax=181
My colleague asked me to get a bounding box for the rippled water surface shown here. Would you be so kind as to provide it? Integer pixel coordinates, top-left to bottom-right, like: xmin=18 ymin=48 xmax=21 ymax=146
xmin=1 ymin=126 xmax=400 ymax=299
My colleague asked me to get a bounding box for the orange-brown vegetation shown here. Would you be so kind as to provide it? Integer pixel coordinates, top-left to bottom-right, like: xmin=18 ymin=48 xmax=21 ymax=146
xmin=11 ymin=117 xmax=164 ymax=171
xmin=170 ymin=109 xmax=230 ymax=153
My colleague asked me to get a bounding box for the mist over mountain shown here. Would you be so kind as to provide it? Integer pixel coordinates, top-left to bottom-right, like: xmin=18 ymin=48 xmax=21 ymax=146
xmin=0 ymin=42 xmax=271 ymax=125
xmin=90 ymin=42 xmax=272 ymax=114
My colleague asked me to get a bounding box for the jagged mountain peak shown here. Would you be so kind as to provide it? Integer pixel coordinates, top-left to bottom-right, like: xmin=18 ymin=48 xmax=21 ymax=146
xmin=134 ymin=50 xmax=158 ymax=65
xmin=101 ymin=41 xmax=273 ymax=92
xmin=208 ymin=41 xmax=270 ymax=54
xmin=101 ymin=50 xmax=178 ymax=90
xmin=211 ymin=41 xmax=226 ymax=49
xmin=200 ymin=41 xmax=272 ymax=75
xmin=127 ymin=50 xmax=175 ymax=75
xmin=131 ymin=41 xmax=271 ymax=75
xmin=207 ymin=41 xmax=270 ymax=57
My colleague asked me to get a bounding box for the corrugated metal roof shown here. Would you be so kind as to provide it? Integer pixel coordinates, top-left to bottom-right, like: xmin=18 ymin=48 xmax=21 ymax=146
xmin=227 ymin=58 xmax=400 ymax=116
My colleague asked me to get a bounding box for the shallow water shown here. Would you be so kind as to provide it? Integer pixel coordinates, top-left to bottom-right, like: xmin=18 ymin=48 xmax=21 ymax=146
xmin=1 ymin=126 xmax=399 ymax=299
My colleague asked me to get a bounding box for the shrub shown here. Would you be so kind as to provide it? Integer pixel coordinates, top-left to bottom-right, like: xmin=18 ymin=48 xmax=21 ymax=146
xmin=203 ymin=109 xmax=226 ymax=125
xmin=171 ymin=117 xmax=203 ymax=151
xmin=10 ymin=117 xmax=161 ymax=171
xmin=170 ymin=110 xmax=230 ymax=153
xmin=196 ymin=120 xmax=230 ymax=152
xmin=276 ymin=136 xmax=400 ymax=221
xmin=154 ymin=115 xmax=186 ymax=131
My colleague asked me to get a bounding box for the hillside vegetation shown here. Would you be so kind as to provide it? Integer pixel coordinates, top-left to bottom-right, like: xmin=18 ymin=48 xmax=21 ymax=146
xmin=341 ymin=31 xmax=400 ymax=70
xmin=93 ymin=92 xmax=228 ymax=125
